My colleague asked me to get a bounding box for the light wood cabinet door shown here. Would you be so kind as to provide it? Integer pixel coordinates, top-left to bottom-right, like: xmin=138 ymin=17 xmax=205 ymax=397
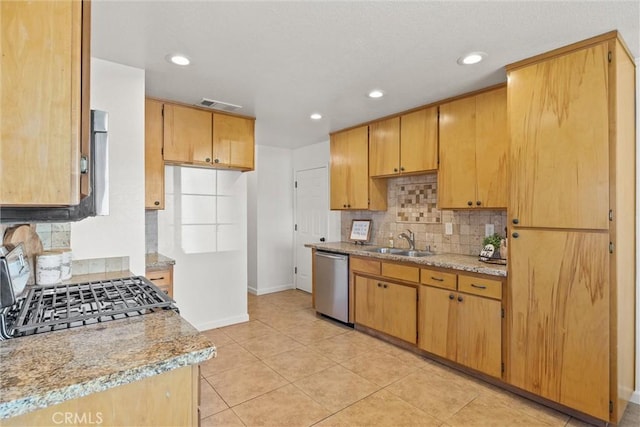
xmin=354 ymin=276 xmax=382 ymax=330
xmin=508 ymin=43 xmax=609 ymax=229
xmin=330 ymin=126 xmax=370 ymax=210
xmin=439 ymin=87 xmax=507 ymax=209
xmin=456 ymin=292 xmax=501 ymax=378
xmin=438 ymin=96 xmax=477 ymax=208
xmin=400 ymin=107 xmax=438 ymax=174
xmin=212 ymin=113 xmax=255 ymax=170
xmin=509 ymin=229 xmax=610 ymax=420
xmin=145 ymin=99 xmax=165 ymax=209
xmin=475 ymin=87 xmax=508 ymax=208
xmin=1 ymin=0 xmax=88 ymax=206
xmin=369 ymin=117 xmax=400 ymax=177
xmin=163 ymin=104 xmax=212 ymax=164
xmin=418 ymin=285 xmax=456 ymax=359
xmin=382 ymin=281 xmax=417 ymax=344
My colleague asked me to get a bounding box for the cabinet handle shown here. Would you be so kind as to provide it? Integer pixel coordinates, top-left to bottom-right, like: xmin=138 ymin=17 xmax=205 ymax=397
xmin=205 ymin=157 xmax=211 ymax=162
xmin=476 ymin=201 xmax=481 ymax=206
xmin=457 ymin=296 xmax=463 ymax=302
xmin=394 ymin=168 xmax=398 ymax=172
xmin=471 ymin=284 xmax=487 ymax=289
xmin=400 ymin=167 xmax=405 ymax=171
xmin=383 ymin=284 xmax=387 ymax=289
xmin=214 ymin=158 xmax=220 ymax=164
xmin=343 ymin=204 xmax=347 ymax=208
xmin=467 ymin=201 xmax=473 ymax=206
xmin=430 ymin=276 xmax=444 ymax=282
xmin=378 ymin=283 xmax=382 ymax=287
xmin=150 ymin=277 xmax=165 ymax=281
xmin=154 ymin=201 xmax=160 ymax=206
xmin=512 ymin=232 xmax=519 ymax=238
xmin=512 ymin=218 xmax=519 ymax=224
xmin=347 ymin=204 xmax=351 ymax=208
xmin=449 ymin=294 xmax=455 ymax=300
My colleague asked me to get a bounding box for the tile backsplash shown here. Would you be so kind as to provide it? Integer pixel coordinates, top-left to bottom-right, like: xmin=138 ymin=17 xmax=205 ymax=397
xmin=341 ymin=174 xmax=507 ymax=256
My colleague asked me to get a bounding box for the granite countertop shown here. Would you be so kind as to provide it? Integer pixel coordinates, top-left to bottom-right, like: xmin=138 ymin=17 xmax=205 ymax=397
xmin=145 ymin=252 xmax=176 ymax=270
xmin=0 ymin=310 xmax=215 ymax=419
xmin=306 ymin=242 xmax=507 ymax=277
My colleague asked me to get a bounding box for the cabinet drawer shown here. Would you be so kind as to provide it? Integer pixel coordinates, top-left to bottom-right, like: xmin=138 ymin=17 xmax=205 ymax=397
xmin=381 ymin=262 xmax=419 ymax=283
xmin=420 ymin=268 xmax=457 ymax=290
xmin=146 ymin=268 xmax=172 ymax=286
xmin=458 ymin=274 xmax=502 ymax=300
xmin=351 ymin=257 xmax=381 ymax=275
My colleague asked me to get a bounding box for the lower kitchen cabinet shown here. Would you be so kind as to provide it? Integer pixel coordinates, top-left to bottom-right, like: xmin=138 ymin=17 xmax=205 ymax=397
xmin=354 ymin=275 xmax=416 ymax=344
xmin=419 ymin=277 xmax=502 ymax=378
xmin=146 ymin=266 xmax=174 ymax=298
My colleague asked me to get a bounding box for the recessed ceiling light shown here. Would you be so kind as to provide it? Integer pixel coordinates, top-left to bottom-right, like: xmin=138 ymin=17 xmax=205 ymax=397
xmin=310 ymin=113 xmax=322 ymax=120
xmin=368 ymin=90 xmax=384 ymax=99
xmin=166 ymin=54 xmax=191 ymax=66
xmin=457 ymin=52 xmax=486 ymax=65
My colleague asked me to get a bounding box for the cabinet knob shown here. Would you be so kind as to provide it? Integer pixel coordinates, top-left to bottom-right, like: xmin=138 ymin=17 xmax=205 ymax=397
xmin=347 ymin=204 xmax=351 ymax=208
xmin=457 ymin=296 xmax=463 ymax=302
xmin=154 ymin=201 xmax=160 ymax=206
xmin=476 ymin=201 xmax=481 ymax=206
xmin=383 ymin=284 xmax=387 ymax=289
xmin=214 ymin=158 xmax=220 ymax=164
xmin=512 ymin=232 xmax=519 ymax=238
xmin=400 ymin=167 xmax=405 ymax=171
xmin=205 ymin=158 xmax=211 ymax=163
xmin=467 ymin=201 xmax=473 ymax=206
xmin=512 ymin=218 xmax=519 ymax=224
xmin=393 ymin=168 xmax=398 ymax=172
xmin=378 ymin=283 xmax=382 ymax=288
xmin=320 ymin=237 xmax=326 ymax=242
xmin=343 ymin=204 xmax=347 ymax=208
xmin=449 ymin=294 xmax=455 ymax=300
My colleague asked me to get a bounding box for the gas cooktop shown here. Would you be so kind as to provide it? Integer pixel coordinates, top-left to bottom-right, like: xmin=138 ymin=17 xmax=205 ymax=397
xmin=1 ymin=276 xmax=177 ymax=339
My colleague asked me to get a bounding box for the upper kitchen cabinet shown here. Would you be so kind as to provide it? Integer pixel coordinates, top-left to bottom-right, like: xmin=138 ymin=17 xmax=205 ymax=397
xmin=163 ymin=104 xmax=213 ymax=165
xmin=438 ymin=86 xmax=508 ymax=209
xmin=145 ymin=99 xmax=165 ymax=209
xmin=212 ymin=113 xmax=255 ymax=170
xmin=507 ymin=32 xmax=636 ymax=423
xmin=1 ymin=0 xmax=90 ymax=206
xmin=330 ymin=126 xmax=386 ymax=210
xmin=368 ymin=108 xmax=438 ymax=177
xmin=162 ymin=102 xmax=255 ymax=171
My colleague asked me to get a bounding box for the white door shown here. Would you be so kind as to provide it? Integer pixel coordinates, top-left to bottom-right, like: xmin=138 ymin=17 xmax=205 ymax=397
xmin=294 ymin=167 xmax=328 ymax=293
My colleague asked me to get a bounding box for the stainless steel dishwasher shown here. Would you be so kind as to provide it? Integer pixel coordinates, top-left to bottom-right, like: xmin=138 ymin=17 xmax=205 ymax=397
xmin=314 ymin=251 xmax=349 ymax=323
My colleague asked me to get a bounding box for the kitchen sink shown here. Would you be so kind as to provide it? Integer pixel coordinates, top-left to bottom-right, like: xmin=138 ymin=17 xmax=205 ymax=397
xmin=364 ymin=247 xmax=433 ymax=257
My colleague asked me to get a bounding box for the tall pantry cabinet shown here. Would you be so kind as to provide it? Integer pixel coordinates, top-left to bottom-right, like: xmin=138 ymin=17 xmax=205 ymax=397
xmin=506 ymin=32 xmax=635 ymax=423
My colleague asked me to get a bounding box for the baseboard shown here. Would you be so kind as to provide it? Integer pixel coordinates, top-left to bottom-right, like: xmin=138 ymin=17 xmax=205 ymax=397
xmin=248 ymin=285 xmax=258 ymax=295
xmin=252 ymin=283 xmax=295 ymax=296
xmin=195 ymin=313 xmax=249 ymax=331
xmin=631 ymin=390 xmax=640 ymax=405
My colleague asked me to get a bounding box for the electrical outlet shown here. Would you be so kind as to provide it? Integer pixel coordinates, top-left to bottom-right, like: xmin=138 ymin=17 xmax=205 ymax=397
xmin=485 ymin=224 xmax=495 ymax=237
xmin=445 ymin=223 xmax=453 ymax=235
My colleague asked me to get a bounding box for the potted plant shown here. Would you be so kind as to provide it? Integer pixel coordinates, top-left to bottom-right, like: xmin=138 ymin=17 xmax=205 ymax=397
xmin=479 ymin=233 xmax=506 ymax=263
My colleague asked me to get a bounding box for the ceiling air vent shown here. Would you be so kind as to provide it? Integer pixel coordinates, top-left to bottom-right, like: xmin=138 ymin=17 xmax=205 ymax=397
xmin=197 ymin=98 xmax=242 ymax=112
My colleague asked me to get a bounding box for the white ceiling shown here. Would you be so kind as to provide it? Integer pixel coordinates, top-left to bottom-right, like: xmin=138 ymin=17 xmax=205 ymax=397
xmin=91 ymin=0 xmax=639 ymax=149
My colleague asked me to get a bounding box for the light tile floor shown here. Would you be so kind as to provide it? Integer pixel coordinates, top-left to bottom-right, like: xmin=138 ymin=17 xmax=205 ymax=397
xmin=199 ymin=290 xmax=640 ymax=427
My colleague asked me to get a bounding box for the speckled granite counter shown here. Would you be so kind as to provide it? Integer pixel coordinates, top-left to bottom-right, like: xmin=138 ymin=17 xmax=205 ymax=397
xmin=0 ymin=310 xmax=215 ymax=419
xmin=306 ymin=242 xmax=507 ymax=277
xmin=145 ymin=252 xmax=175 ymax=270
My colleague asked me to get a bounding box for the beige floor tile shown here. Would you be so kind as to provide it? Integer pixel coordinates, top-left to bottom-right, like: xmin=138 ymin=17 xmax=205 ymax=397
xmin=200 ymin=408 xmax=245 ymax=427
xmin=208 ymin=361 xmax=288 ymax=407
xmin=447 ymin=394 xmax=555 ymax=426
xmin=233 ymin=384 xmax=330 ymax=427
xmin=307 ymin=333 xmax=373 ymax=363
xmin=565 ymin=417 xmax=596 ymax=427
xmin=281 ymin=320 xmax=350 ymax=345
xmin=220 ymin=320 xmax=275 ymax=343
xmin=239 ymin=331 xmax=303 ymax=359
xmin=294 ymin=365 xmax=380 ymax=412
xmin=385 ymin=368 xmax=480 ymax=421
xmin=200 ymin=378 xmax=228 ymax=418
xmin=315 ymin=389 xmax=441 ymax=427
xmin=262 ymin=346 xmax=337 ymax=382
xmin=259 ymin=312 xmax=320 ymax=332
xmin=620 ymin=402 xmax=640 ymax=427
xmin=479 ymin=385 xmax=570 ymax=426
xmin=200 ymin=342 xmax=259 ymax=377
xmin=340 ymin=351 xmax=419 ymax=387
xmin=200 ymin=327 xmax=235 ymax=348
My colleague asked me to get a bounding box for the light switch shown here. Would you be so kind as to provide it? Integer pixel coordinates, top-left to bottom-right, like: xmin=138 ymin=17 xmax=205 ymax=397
xmin=445 ymin=223 xmax=453 ymax=235
xmin=485 ymin=224 xmax=495 ymax=236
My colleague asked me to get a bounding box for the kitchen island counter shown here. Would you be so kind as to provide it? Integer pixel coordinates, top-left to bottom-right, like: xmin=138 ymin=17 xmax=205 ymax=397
xmin=0 ymin=309 xmax=215 ymax=420
xmin=306 ymin=241 xmax=507 ymax=277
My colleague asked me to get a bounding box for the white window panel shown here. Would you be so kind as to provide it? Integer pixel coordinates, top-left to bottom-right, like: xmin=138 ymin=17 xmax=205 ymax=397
xmin=181 ymin=224 xmax=217 ymax=254
xmin=180 ymin=195 xmax=216 ymax=224
xmin=217 ymin=195 xmax=238 ymax=224
xmin=181 ymin=167 xmax=216 ymax=195
xmin=217 ymin=170 xmax=242 ymax=196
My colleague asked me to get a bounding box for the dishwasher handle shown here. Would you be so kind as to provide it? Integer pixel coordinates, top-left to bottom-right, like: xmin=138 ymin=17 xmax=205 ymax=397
xmin=315 ymin=252 xmax=348 ymax=261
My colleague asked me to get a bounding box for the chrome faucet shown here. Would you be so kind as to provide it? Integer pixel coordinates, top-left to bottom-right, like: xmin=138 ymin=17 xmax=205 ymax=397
xmin=397 ymin=229 xmax=415 ymax=250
